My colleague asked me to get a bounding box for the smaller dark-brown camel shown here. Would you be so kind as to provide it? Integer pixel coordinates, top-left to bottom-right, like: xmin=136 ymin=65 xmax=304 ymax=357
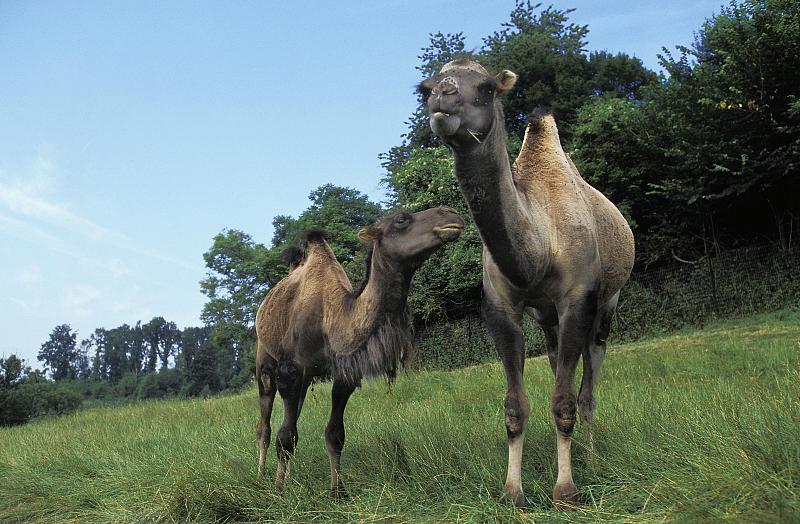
xmin=255 ymin=206 xmax=464 ymax=496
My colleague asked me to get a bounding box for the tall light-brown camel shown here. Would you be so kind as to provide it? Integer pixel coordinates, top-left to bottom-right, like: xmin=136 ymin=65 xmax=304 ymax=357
xmin=255 ymin=207 xmax=464 ymax=496
xmin=420 ymin=58 xmax=635 ymax=507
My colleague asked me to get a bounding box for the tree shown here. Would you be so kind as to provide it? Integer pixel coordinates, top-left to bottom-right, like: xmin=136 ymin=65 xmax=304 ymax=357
xmin=385 ymin=146 xmax=484 ymax=319
xmin=181 ymin=327 xmax=223 ymax=397
xmin=158 ymin=320 xmax=180 ymax=371
xmin=87 ymin=328 xmax=108 ymax=380
xmin=569 ymin=0 xmax=800 ymax=262
xmin=127 ymin=321 xmax=145 ymax=375
xmin=0 ymin=355 xmax=27 ymax=388
xmin=270 ymin=184 xmax=384 ymax=267
xmin=645 ymin=0 xmax=800 ymax=252
xmin=38 ymin=324 xmax=79 ymax=380
xmin=104 ymin=325 xmax=131 ymax=383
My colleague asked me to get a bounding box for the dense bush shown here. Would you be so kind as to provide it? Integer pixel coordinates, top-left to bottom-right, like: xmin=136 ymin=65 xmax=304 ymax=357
xmin=136 ymin=369 xmax=183 ymax=400
xmin=0 ymin=380 xmax=83 ymax=426
xmin=414 ymin=244 xmax=800 ymax=370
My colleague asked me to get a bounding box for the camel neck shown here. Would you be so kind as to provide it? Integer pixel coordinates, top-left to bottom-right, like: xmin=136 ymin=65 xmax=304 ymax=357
xmin=450 ymin=107 xmax=549 ymax=288
xmin=348 ymin=249 xmax=412 ymax=330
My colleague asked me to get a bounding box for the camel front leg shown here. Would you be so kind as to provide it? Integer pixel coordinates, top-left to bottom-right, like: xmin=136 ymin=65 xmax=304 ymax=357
xmin=256 ymin=357 xmax=277 ymax=478
xmin=325 ymin=379 xmax=357 ymax=498
xmin=551 ymin=290 xmax=597 ymax=507
xmin=274 ymin=365 xmax=312 ymax=490
xmin=483 ymin=293 xmax=528 ymax=508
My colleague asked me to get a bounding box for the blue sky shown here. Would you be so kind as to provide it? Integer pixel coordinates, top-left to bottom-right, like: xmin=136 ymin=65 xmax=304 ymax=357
xmin=1 ymin=0 xmax=723 ymax=367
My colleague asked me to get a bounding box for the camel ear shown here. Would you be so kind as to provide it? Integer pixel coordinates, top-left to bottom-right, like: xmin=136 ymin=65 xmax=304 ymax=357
xmin=358 ymin=226 xmax=381 ymax=241
xmin=495 ymin=70 xmax=518 ymax=93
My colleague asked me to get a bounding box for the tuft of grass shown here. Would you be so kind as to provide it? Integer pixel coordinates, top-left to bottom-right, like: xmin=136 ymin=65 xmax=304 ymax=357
xmin=1 ymin=309 xmax=799 ymax=522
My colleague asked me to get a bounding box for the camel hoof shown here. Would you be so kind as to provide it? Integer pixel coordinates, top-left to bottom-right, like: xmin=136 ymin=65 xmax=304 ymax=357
xmin=504 ymin=483 xmax=525 ymax=508
xmin=330 ymin=485 xmax=349 ymax=500
xmin=274 ymin=477 xmax=286 ymax=492
xmin=552 ymin=482 xmax=579 ymax=510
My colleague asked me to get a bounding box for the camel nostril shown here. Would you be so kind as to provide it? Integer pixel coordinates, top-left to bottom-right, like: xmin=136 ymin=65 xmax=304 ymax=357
xmin=439 ymin=76 xmax=459 ymax=95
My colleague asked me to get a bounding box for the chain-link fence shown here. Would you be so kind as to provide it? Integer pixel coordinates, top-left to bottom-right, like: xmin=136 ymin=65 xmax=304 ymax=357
xmin=413 ymin=244 xmax=800 ymax=370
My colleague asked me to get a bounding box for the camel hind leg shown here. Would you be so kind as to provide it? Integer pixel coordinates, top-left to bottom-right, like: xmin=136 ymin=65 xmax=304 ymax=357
xmin=256 ymin=352 xmax=277 ymax=478
xmin=578 ymin=291 xmax=619 ymax=453
xmin=528 ymin=305 xmax=559 ymax=377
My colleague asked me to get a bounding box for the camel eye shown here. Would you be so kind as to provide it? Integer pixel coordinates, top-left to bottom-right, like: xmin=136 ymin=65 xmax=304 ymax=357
xmin=394 ymin=214 xmax=412 ymax=229
xmin=418 ymin=81 xmax=433 ymax=101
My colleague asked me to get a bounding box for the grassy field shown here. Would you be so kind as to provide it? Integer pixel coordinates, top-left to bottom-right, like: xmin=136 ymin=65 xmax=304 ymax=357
xmin=1 ymin=310 xmax=799 ymax=523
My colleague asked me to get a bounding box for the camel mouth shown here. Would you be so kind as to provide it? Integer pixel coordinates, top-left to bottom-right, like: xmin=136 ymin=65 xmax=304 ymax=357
xmin=433 ymin=223 xmax=464 ymax=241
xmin=430 ymin=112 xmax=462 ymax=137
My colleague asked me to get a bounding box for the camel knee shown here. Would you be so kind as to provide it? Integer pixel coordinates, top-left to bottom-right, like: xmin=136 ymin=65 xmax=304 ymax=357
xmin=276 ymin=427 xmax=298 ymax=457
xmin=256 ymin=419 xmax=271 ymax=446
xmin=504 ymin=394 xmax=530 ymax=439
xmin=551 ymin=391 xmax=577 ymax=436
xmin=325 ymin=422 xmax=345 ymax=455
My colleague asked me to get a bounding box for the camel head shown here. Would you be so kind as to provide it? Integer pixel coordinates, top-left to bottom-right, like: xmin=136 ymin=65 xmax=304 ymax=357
xmin=357 ymin=206 xmax=464 ymax=268
xmin=419 ymin=57 xmax=517 ymax=149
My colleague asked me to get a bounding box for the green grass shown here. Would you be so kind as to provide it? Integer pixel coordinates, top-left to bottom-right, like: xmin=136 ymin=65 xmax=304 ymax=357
xmin=2 ymin=310 xmax=799 ymax=523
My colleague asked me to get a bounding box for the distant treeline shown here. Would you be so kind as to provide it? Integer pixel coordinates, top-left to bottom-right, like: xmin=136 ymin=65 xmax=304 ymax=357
xmin=1 ymin=319 xmax=250 ymax=425
xmin=3 ymin=0 xmax=798 ymax=425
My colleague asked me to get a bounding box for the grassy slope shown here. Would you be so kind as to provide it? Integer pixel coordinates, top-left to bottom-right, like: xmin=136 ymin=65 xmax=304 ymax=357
xmin=1 ymin=310 xmax=798 ymax=523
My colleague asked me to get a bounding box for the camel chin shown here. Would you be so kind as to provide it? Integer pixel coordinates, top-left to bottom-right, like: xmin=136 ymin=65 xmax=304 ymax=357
xmin=430 ymin=112 xmax=461 ymax=136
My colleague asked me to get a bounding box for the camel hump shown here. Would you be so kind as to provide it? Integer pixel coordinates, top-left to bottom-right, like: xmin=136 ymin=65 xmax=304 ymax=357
xmin=281 ymin=245 xmax=304 ymax=270
xmin=304 ymin=228 xmax=330 ymax=244
xmin=525 ymin=107 xmax=555 ymax=133
xmin=520 ymin=107 xmax=561 ymax=154
xmin=515 ymin=107 xmax=570 ymax=183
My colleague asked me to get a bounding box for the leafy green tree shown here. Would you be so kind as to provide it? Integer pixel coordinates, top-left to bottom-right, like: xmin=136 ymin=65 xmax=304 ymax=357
xmin=270 ymin=184 xmax=384 ymax=267
xmin=570 ymin=0 xmax=800 ymax=262
xmin=38 ymin=324 xmax=79 ymax=380
xmin=142 ymin=317 xmax=179 ymax=373
xmin=386 ymin=146 xmax=484 ymax=319
xmin=644 ymin=0 xmax=800 ymax=252
xmin=127 ymin=321 xmax=145 ymax=375
xmin=200 ymin=230 xmax=274 ymax=374
xmin=182 ymin=328 xmax=223 ymax=397
xmin=75 ymin=339 xmax=91 ymax=379
xmin=201 ymin=231 xmax=274 ymax=328
xmin=104 ymin=325 xmax=131 ymax=383
xmin=0 ymin=355 xmax=28 ymax=388
xmin=157 ymin=321 xmax=180 ymax=371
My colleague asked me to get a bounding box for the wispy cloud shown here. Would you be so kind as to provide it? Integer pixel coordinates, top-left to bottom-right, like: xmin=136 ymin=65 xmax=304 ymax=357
xmin=0 ymin=212 xmax=133 ymax=277
xmin=0 ymin=151 xmax=193 ymax=270
xmin=59 ymin=285 xmax=104 ymax=318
